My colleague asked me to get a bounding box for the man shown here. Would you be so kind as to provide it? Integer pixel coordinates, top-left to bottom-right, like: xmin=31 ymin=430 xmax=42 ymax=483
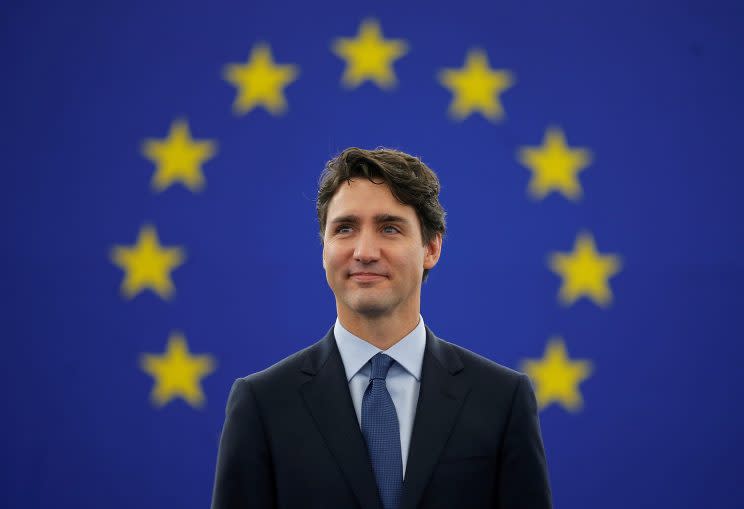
xmin=210 ymin=147 xmax=552 ymax=508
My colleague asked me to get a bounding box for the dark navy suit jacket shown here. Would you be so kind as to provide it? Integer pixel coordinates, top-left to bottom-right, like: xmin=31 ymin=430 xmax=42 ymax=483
xmin=210 ymin=326 xmax=552 ymax=508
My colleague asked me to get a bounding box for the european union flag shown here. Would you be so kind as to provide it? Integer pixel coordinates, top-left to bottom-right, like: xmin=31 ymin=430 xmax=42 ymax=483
xmin=4 ymin=0 xmax=744 ymax=507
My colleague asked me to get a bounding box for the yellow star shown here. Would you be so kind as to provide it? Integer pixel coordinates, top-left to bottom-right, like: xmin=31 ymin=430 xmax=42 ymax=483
xmin=548 ymin=232 xmax=622 ymax=307
xmin=438 ymin=49 xmax=515 ymax=121
xmin=141 ymin=119 xmax=217 ymax=192
xmin=223 ymin=43 xmax=299 ymax=115
xmin=518 ymin=127 xmax=592 ymax=201
xmin=332 ymin=19 xmax=408 ymax=89
xmin=110 ymin=225 xmax=186 ymax=300
xmin=140 ymin=332 xmax=216 ymax=408
xmin=521 ymin=337 xmax=593 ymax=412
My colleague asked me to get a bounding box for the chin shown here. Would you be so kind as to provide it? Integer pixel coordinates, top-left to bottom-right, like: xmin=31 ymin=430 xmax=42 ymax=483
xmin=347 ymin=295 xmax=394 ymax=318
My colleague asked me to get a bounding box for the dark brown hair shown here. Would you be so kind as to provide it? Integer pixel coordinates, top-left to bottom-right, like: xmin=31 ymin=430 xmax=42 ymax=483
xmin=316 ymin=147 xmax=447 ymax=281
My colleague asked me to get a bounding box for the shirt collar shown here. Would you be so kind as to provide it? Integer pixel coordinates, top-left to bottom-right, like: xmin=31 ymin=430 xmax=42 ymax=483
xmin=334 ymin=315 xmax=426 ymax=382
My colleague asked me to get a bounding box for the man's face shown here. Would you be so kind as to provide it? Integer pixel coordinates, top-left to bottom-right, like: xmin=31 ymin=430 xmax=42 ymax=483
xmin=322 ymin=178 xmax=441 ymax=319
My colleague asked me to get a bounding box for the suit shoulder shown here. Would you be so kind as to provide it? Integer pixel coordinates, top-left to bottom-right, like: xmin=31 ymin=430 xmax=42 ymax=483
xmin=237 ymin=348 xmax=305 ymax=386
xmin=436 ymin=338 xmax=531 ymax=406
xmin=443 ymin=338 xmax=525 ymax=383
xmin=235 ymin=335 xmax=327 ymax=389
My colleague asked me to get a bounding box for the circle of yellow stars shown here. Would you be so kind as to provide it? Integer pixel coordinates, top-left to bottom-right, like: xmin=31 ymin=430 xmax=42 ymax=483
xmin=108 ymin=17 xmax=623 ymax=413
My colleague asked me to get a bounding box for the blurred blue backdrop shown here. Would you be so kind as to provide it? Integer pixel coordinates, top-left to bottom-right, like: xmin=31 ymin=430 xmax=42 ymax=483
xmin=3 ymin=0 xmax=743 ymax=507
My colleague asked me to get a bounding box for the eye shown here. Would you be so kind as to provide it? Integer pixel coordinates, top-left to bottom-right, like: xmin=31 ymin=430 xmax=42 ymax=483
xmin=383 ymin=225 xmax=400 ymax=234
xmin=335 ymin=224 xmax=353 ymax=234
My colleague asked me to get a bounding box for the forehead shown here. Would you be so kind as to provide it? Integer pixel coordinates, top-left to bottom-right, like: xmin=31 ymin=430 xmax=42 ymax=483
xmin=326 ymin=178 xmax=414 ymax=217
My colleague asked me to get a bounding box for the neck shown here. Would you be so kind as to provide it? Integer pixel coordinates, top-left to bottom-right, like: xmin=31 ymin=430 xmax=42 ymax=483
xmin=337 ymin=303 xmax=421 ymax=350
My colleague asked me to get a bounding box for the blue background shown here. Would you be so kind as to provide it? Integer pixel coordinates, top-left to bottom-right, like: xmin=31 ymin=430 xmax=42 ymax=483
xmin=3 ymin=0 xmax=743 ymax=507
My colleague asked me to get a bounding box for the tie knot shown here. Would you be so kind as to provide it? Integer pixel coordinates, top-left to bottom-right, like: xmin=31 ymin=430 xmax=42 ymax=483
xmin=369 ymin=352 xmax=395 ymax=380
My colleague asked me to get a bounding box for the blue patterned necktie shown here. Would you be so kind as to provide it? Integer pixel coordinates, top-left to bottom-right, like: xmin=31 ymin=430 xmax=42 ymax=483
xmin=361 ymin=352 xmax=403 ymax=509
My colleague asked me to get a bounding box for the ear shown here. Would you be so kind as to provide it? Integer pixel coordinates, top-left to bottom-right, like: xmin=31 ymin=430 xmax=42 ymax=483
xmin=423 ymin=232 xmax=442 ymax=270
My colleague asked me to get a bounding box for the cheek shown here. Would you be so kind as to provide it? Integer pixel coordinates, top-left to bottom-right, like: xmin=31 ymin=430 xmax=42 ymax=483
xmin=393 ymin=250 xmax=424 ymax=278
xmin=322 ymin=245 xmax=344 ymax=273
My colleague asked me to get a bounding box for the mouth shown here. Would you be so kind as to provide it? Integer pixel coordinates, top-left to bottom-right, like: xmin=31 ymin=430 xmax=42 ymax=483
xmin=349 ymin=272 xmax=387 ymax=282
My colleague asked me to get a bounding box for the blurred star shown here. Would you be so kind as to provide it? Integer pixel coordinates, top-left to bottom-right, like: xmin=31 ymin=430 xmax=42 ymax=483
xmin=521 ymin=337 xmax=593 ymax=412
xmin=140 ymin=332 xmax=216 ymax=408
xmin=438 ymin=49 xmax=514 ymax=121
xmin=332 ymin=19 xmax=408 ymax=89
xmin=518 ymin=127 xmax=592 ymax=201
xmin=223 ymin=43 xmax=299 ymax=115
xmin=141 ymin=119 xmax=217 ymax=192
xmin=110 ymin=225 xmax=185 ymax=300
xmin=548 ymin=232 xmax=621 ymax=307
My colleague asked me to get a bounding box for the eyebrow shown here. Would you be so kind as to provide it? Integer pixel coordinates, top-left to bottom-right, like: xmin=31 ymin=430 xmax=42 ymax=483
xmin=329 ymin=214 xmax=411 ymax=225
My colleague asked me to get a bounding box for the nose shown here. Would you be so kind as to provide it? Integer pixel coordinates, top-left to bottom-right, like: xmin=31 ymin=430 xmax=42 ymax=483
xmin=353 ymin=228 xmax=380 ymax=263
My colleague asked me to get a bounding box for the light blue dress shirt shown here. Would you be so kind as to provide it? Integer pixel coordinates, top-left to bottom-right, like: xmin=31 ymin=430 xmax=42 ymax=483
xmin=333 ymin=315 xmax=426 ymax=477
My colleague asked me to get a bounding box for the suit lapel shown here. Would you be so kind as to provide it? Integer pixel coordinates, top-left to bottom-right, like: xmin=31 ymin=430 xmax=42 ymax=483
xmin=299 ymin=329 xmax=383 ymax=509
xmin=400 ymin=327 xmax=470 ymax=509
